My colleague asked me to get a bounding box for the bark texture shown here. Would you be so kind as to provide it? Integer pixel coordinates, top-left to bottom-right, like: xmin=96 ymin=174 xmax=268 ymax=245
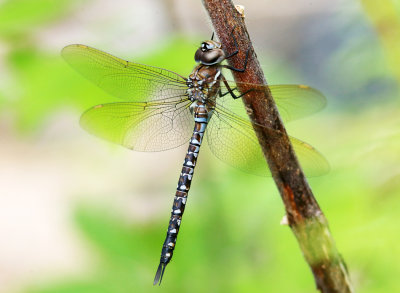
xmin=201 ymin=1 xmax=353 ymax=292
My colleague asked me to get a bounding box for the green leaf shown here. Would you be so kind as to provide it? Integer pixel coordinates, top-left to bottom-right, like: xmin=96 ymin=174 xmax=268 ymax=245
xmin=73 ymin=203 xmax=159 ymax=264
xmin=0 ymin=0 xmax=79 ymax=38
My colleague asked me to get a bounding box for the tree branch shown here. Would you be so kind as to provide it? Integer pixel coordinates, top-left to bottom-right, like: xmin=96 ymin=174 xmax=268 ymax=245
xmin=201 ymin=1 xmax=353 ymax=292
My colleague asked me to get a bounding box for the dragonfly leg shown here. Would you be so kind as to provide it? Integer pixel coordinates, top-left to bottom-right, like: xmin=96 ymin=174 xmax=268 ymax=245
xmin=222 ymin=48 xmax=250 ymax=72
xmin=224 ymin=26 xmax=240 ymax=59
xmin=223 ymin=26 xmax=251 ymax=72
xmin=220 ymin=76 xmax=254 ymax=99
xmin=218 ymin=88 xmax=237 ymax=98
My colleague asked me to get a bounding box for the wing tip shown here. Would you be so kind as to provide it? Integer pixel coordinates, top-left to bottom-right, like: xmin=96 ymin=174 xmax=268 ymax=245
xmin=61 ymin=44 xmax=89 ymax=60
xmin=62 ymin=44 xmax=88 ymax=50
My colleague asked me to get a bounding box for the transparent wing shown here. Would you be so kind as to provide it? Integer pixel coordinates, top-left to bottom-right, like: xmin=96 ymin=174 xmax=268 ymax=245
xmin=207 ymin=106 xmax=330 ymax=177
xmin=218 ymin=83 xmax=327 ymax=122
xmin=80 ymin=100 xmax=193 ymax=151
xmin=63 ymin=44 xmax=194 ymax=151
xmin=62 ymin=44 xmax=188 ymax=102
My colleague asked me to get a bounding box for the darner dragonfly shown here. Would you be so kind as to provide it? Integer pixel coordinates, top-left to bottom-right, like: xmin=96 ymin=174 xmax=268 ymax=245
xmin=62 ymin=33 xmax=329 ymax=285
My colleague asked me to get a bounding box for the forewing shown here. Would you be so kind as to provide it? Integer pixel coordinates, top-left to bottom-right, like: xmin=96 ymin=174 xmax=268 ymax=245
xmin=62 ymin=44 xmax=188 ymax=102
xmin=80 ymin=101 xmax=193 ymax=151
xmin=218 ymin=83 xmax=327 ymax=123
xmin=207 ymin=109 xmax=330 ymax=177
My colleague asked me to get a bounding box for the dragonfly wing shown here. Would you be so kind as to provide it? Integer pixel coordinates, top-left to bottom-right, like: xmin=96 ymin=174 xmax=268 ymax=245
xmin=62 ymin=44 xmax=188 ymax=102
xmin=80 ymin=101 xmax=193 ymax=151
xmin=218 ymin=83 xmax=327 ymax=123
xmin=207 ymin=110 xmax=269 ymax=176
xmin=207 ymin=107 xmax=330 ymax=177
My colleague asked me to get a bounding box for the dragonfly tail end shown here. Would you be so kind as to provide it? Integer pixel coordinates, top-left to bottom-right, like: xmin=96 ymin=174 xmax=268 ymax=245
xmin=153 ymin=263 xmax=167 ymax=286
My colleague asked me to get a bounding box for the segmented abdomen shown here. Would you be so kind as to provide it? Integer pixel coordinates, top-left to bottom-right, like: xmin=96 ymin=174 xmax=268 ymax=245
xmin=154 ymin=102 xmax=212 ymax=285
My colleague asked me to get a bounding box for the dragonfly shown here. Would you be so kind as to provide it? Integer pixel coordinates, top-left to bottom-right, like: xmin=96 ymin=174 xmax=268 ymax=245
xmin=62 ymin=31 xmax=329 ymax=286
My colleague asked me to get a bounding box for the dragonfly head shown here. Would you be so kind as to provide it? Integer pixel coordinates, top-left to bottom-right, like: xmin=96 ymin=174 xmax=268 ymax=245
xmin=195 ymin=40 xmax=225 ymax=65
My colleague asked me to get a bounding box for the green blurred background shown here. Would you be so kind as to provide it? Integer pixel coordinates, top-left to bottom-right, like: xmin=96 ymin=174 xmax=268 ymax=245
xmin=0 ymin=0 xmax=399 ymax=292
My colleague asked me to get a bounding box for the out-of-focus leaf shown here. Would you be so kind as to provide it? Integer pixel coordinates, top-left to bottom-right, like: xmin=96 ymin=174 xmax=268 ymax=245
xmin=0 ymin=0 xmax=79 ymax=39
xmin=7 ymin=48 xmax=111 ymax=132
xmin=361 ymin=0 xmax=400 ymax=84
xmin=74 ymin=204 xmax=137 ymax=260
xmin=73 ymin=203 xmax=159 ymax=264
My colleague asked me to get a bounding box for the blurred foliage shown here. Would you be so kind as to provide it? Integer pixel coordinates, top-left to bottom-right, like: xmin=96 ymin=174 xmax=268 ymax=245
xmin=272 ymin=1 xmax=400 ymax=112
xmin=0 ymin=0 xmax=74 ymax=40
xmin=361 ymin=0 xmax=400 ymax=84
xmin=0 ymin=0 xmax=82 ymax=132
xmin=1 ymin=0 xmax=400 ymax=293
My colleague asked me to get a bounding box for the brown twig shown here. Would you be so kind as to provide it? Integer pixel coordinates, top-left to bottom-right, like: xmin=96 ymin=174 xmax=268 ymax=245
xmin=201 ymin=1 xmax=353 ymax=292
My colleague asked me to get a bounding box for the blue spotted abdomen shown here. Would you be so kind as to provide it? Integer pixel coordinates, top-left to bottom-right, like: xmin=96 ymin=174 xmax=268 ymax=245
xmin=154 ymin=102 xmax=212 ymax=284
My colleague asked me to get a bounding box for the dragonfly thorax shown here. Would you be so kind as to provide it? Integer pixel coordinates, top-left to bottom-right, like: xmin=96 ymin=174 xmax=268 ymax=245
xmin=187 ymin=64 xmax=222 ymax=105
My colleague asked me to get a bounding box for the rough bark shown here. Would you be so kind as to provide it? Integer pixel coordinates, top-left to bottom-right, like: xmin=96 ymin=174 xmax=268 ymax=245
xmin=201 ymin=1 xmax=353 ymax=292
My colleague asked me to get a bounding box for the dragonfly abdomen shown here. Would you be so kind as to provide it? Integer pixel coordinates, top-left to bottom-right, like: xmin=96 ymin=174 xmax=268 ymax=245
xmin=154 ymin=102 xmax=211 ymax=285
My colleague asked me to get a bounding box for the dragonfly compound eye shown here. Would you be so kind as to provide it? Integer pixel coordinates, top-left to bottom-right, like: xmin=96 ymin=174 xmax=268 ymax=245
xmin=195 ymin=48 xmax=225 ymax=65
xmin=201 ymin=42 xmax=209 ymax=52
